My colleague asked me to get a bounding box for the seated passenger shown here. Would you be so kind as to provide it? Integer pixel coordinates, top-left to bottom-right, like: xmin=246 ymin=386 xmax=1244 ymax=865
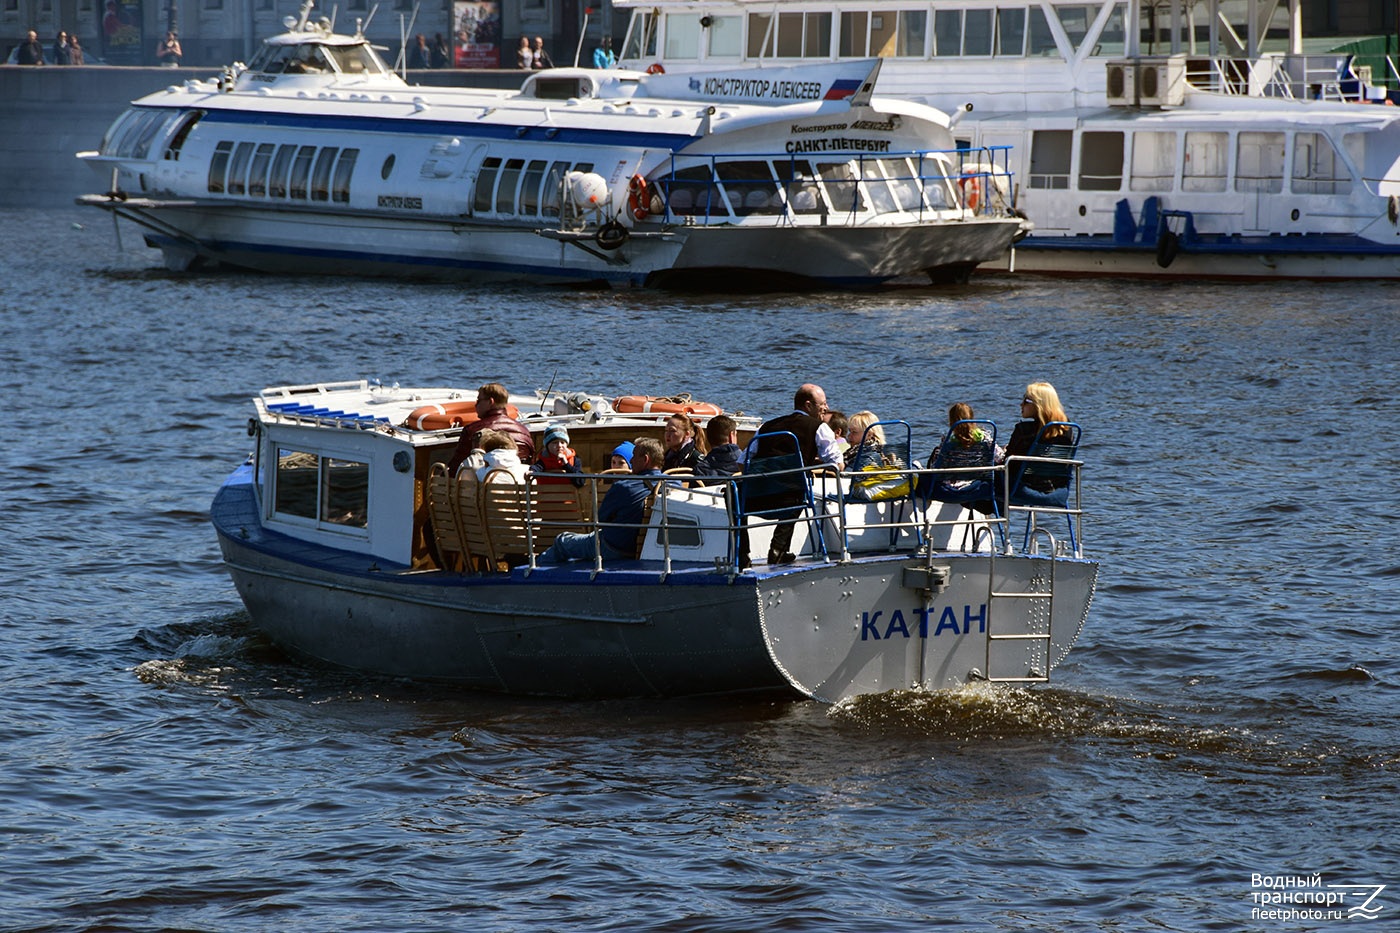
xmin=663 ymin=413 xmax=708 ymax=472
xmin=845 ymin=410 xmax=886 ymax=471
xmin=531 ymin=425 xmax=585 ymax=487
xmin=608 ymin=440 xmax=634 ymax=471
xmin=1004 ymin=381 xmax=1073 ymax=502
xmin=694 ymin=414 xmax=741 ymax=481
xmin=922 ymin=402 xmax=1001 ymax=513
xmin=846 ymin=410 xmax=908 ymax=503
xmin=825 ymin=410 xmax=850 ymax=461
xmin=448 ymin=381 xmax=537 ymax=473
xmin=539 ymin=438 xmax=664 ymax=563
xmin=458 ymin=429 xmax=529 ymax=483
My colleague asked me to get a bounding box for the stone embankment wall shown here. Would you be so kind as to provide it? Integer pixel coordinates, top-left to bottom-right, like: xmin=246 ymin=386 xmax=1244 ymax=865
xmin=0 ymin=66 xmax=524 ymax=208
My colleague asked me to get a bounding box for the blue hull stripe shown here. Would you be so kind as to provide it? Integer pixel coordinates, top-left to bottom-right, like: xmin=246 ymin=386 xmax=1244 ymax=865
xmin=1018 ymin=233 xmax=1400 ymax=257
xmin=155 ymin=104 xmax=698 ymax=150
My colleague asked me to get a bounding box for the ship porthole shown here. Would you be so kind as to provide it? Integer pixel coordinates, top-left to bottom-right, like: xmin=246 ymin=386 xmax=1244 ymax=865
xmin=1291 ymin=208 xmax=1299 ymax=221
xmin=381 ymin=154 xmax=396 ymax=180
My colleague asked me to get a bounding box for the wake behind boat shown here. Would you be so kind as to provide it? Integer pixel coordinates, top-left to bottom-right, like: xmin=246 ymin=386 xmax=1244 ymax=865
xmin=211 ymin=379 xmax=1097 ymax=702
xmin=75 ymin=2 xmax=1027 ymax=288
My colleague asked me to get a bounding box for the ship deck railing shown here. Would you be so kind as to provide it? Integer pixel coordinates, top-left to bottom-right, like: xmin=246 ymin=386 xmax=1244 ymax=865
xmin=475 ymin=457 xmax=1083 ymax=579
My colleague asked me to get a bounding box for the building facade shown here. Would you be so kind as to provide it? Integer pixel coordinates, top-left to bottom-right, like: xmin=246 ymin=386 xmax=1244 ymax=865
xmin=3 ymin=1 xmax=1396 ymax=67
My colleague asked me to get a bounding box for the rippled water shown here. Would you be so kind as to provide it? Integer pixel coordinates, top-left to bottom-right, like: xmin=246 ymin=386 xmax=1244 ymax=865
xmin=2 ymin=208 xmax=1398 ymax=931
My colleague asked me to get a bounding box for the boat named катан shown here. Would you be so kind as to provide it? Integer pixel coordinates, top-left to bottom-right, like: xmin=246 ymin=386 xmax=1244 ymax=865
xmin=212 ymin=380 xmax=1098 ymax=702
xmin=76 ymin=2 xmax=1027 ymax=287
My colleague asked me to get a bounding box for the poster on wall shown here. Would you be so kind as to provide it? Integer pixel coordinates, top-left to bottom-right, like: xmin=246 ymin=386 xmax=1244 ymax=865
xmin=100 ymin=0 xmax=145 ymax=65
xmin=453 ymin=1 xmax=500 ymax=68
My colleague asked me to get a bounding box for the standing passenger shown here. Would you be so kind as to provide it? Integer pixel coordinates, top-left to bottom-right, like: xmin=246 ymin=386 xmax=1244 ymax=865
xmin=741 ymin=384 xmax=842 ymax=566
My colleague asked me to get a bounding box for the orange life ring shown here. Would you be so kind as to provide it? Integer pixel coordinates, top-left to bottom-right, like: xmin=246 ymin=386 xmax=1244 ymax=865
xmin=614 ymin=395 xmax=724 ymax=418
xmin=627 ymin=174 xmax=650 ymax=221
xmin=404 ymin=401 xmax=521 ymax=431
xmin=959 ymin=175 xmax=983 ymax=212
xmin=645 ymin=63 xmax=665 ymax=75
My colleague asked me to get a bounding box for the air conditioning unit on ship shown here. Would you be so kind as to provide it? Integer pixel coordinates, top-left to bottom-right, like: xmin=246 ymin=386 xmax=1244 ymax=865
xmin=1105 ymin=56 xmax=1187 ymax=107
xmin=1106 ymin=60 xmax=1136 ymax=106
xmin=1136 ymin=55 xmax=1187 ymax=106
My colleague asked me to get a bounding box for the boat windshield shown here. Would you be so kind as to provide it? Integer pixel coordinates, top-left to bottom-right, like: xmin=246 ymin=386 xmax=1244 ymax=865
xmin=247 ymin=40 xmax=388 ymax=76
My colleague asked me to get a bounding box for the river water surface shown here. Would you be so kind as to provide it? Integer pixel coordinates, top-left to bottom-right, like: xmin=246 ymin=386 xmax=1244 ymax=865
xmin=2 ymin=208 xmax=1398 ymax=931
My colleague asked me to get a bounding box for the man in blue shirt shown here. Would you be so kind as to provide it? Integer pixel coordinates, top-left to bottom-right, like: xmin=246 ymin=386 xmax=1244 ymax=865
xmin=540 ymin=437 xmax=664 ymax=563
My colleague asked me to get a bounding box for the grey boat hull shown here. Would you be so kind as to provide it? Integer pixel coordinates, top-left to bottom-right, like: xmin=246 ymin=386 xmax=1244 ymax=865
xmin=215 ymin=478 xmax=1097 ymax=701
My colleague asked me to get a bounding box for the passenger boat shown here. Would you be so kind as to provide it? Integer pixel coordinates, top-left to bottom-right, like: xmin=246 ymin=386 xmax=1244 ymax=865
xmin=616 ymin=0 xmax=1400 ymax=279
xmin=73 ymin=2 xmax=1027 ymax=287
xmin=211 ymin=379 xmax=1098 ymax=701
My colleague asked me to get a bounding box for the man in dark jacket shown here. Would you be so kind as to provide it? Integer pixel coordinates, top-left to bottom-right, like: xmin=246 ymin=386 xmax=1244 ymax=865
xmin=17 ymin=29 xmax=46 ymax=64
xmin=447 ymin=382 xmax=537 ymax=473
xmin=740 ymin=384 xmax=842 ymax=567
xmin=539 ymin=438 xmax=664 ymax=563
xmin=695 ymin=415 xmax=742 ymax=481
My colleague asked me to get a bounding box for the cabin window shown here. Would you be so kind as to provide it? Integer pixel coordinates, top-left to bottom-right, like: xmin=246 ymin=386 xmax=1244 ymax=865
xmin=840 ymin=12 xmax=868 ymax=57
xmin=706 ymin=16 xmax=742 ymax=57
xmin=207 ymin=140 xmax=233 ymax=194
xmin=311 ymin=147 xmax=339 ymax=201
xmin=109 ymin=111 xmax=160 ymax=158
xmin=819 ymin=162 xmax=865 ymax=214
xmin=1028 ymin=7 xmax=1060 ymax=57
xmin=290 ymin=145 xmax=316 ymax=199
xmin=131 ymin=112 xmax=181 ymax=160
xmin=1094 ymin=7 xmax=1127 ymax=56
xmin=962 ymin=9 xmax=993 ymax=56
xmin=1291 ymin=132 xmax=1350 ymax=195
xmin=248 ymin=143 xmax=275 ymax=197
xmin=1078 ymin=131 xmax=1124 ymax=191
xmin=1029 ymin=130 xmax=1072 ymax=189
xmin=473 ymin=157 xmax=501 ymax=213
xmin=541 ymin=160 xmax=569 ymax=217
xmin=99 ymin=110 xmax=139 ymax=154
xmin=778 ymin=159 xmax=823 ymax=215
xmin=163 ymin=111 xmax=202 ymax=161
xmin=860 ymin=159 xmax=899 ymax=213
xmin=1235 ymin=132 xmax=1285 ymax=194
xmin=381 ymin=154 xmax=396 ymax=180
xmin=1130 ymin=131 xmax=1178 ymax=191
xmin=520 ymin=160 xmax=547 ymax=215
xmin=717 ymin=161 xmax=780 ymax=215
xmin=273 ymin=448 xmax=369 ymax=530
xmin=933 ymin=10 xmax=961 ymax=56
xmin=227 ymin=142 xmax=254 ymax=196
xmin=885 ymin=156 xmax=932 ymax=211
xmin=622 ymin=10 xmax=658 ymax=61
xmin=664 ymin=14 xmax=703 ymax=60
xmin=997 ymin=8 xmax=1026 ymax=56
xmin=663 ymin=165 xmax=719 ymax=217
xmin=496 ymin=158 xmax=524 ymax=214
xmin=332 ymin=148 xmax=358 ymax=203
xmin=895 ymin=11 xmax=928 ymax=57
xmin=274 ymin=448 xmax=320 ymax=520
xmin=269 ymin=144 xmax=296 ymax=198
xmin=1182 ymin=131 xmax=1228 ymax=192
xmin=865 ymin=11 xmax=896 ymax=58
xmin=1054 ymin=6 xmax=1095 ymax=54
xmin=749 ymin=11 xmax=830 ymax=58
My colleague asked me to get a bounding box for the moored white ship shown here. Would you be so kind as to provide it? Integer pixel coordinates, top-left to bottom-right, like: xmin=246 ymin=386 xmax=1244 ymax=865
xmin=616 ymin=0 xmax=1400 ymax=279
xmin=75 ymin=2 xmax=1027 ymax=287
